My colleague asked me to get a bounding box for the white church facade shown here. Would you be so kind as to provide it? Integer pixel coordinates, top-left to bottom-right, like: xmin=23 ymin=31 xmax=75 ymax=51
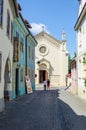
xmin=35 ymin=31 xmax=68 ymax=87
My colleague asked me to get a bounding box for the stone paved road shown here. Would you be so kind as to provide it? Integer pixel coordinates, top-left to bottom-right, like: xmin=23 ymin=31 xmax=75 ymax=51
xmin=0 ymin=89 xmax=86 ymax=130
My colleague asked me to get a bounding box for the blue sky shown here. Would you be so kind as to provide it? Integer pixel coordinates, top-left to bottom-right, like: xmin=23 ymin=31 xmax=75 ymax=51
xmin=17 ymin=0 xmax=79 ymax=57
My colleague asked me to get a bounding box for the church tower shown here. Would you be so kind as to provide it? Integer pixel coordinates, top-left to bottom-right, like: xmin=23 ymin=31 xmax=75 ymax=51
xmin=62 ymin=30 xmax=66 ymax=51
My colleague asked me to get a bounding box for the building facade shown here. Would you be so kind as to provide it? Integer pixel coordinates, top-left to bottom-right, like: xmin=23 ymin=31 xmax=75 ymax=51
xmin=75 ymin=0 xmax=86 ymax=99
xmin=12 ymin=13 xmax=37 ymax=98
xmin=0 ymin=0 xmax=37 ymax=112
xmin=0 ymin=0 xmax=18 ymax=112
xmin=35 ymin=31 xmax=68 ymax=87
xmin=70 ymin=59 xmax=77 ymax=94
xmin=12 ymin=13 xmax=27 ymax=98
xmin=26 ymin=33 xmax=37 ymax=90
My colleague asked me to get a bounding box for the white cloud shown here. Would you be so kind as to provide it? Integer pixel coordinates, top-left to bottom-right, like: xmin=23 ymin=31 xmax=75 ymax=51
xmin=30 ymin=23 xmax=50 ymax=35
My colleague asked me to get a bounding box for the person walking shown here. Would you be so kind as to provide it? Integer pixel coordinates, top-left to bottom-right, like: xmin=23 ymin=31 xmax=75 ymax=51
xmin=47 ymin=79 xmax=50 ymax=90
xmin=43 ymin=80 xmax=47 ymax=91
xmin=65 ymin=78 xmax=71 ymax=91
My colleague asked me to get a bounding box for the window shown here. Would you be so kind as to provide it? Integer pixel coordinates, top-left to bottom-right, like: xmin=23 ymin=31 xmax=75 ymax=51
xmin=11 ymin=21 xmax=13 ymax=42
xmin=28 ymin=46 xmax=30 ymax=58
xmin=32 ymin=70 xmax=34 ymax=79
xmin=21 ymin=68 xmax=23 ymax=81
xmin=6 ymin=9 xmax=10 ymax=37
xmin=39 ymin=46 xmax=46 ymax=53
xmin=13 ymin=37 xmax=19 ymax=62
xmin=13 ymin=32 xmax=19 ymax=62
xmin=16 ymin=32 xmax=19 ymax=38
xmin=0 ymin=0 xmax=3 ymax=26
xmin=32 ymin=49 xmax=34 ymax=60
xmin=20 ymin=38 xmax=24 ymax=52
xmin=28 ymin=69 xmax=31 ymax=78
xmin=82 ymin=56 xmax=86 ymax=64
xmin=0 ymin=52 xmax=2 ymax=81
xmin=38 ymin=45 xmax=48 ymax=56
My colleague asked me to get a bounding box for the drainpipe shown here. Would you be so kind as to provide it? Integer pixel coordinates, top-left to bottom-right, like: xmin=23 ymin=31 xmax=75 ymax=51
xmin=25 ymin=32 xmax=30 ymax=93
xmin=25 ymin=33 xmax=30 ymax=75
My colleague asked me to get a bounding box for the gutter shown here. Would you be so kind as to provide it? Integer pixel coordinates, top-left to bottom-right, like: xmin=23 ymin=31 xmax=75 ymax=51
xmin=19 ymin=13 xmax=38 ymax=46
xmin=13 ymin=0 xmax=19 ymax=17
xmin=25 ymin=33 xmax=30 ymax=94
xmin=25 ymin=33 xmax=30 ymax=76
xmin=74 ymin=3 xmax=86 ymax=30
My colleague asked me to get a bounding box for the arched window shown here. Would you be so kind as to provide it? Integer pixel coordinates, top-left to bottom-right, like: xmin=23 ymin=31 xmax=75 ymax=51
xmin=0 ymin=0 xmax=3 ymax=26
xmin=7 ymin=9 xmax=10 ymax=37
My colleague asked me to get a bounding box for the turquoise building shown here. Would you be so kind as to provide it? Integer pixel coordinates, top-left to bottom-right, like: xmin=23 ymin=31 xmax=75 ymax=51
xmin=12 ymin=13 xmax=37 ymax=99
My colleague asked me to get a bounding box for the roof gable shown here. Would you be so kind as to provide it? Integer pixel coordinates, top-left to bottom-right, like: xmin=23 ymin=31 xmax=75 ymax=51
xmin=35 ymin=31 xmax=62 ymax=46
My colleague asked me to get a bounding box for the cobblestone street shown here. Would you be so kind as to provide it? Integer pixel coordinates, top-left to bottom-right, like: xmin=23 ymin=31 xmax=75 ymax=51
xmin=0 ymin=88 xmax=86 ymax=130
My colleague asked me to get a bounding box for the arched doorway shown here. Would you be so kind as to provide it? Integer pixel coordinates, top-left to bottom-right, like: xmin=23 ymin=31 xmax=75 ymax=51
xmin=4 ymin=58 xmax=11 ymax=101
xmin=39 ymin=64 xmax=48 ymax=83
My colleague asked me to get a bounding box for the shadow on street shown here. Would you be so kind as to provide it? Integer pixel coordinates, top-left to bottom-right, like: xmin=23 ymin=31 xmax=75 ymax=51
xmin=0 ymin=89 xmax=86 ymax=130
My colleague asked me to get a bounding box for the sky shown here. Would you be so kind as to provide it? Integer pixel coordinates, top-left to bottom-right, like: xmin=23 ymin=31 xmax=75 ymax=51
xmin=17 ymin=0 xmax=79 ymax=57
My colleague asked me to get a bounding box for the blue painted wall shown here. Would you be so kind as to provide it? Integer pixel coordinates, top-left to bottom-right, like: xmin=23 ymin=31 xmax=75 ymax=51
xmin=12 ymin=16 xmax=28 ymax=99
xmin=12 ymin=14 xmax=37 ymax=99
xmin=27 ymin=38 xmax=35 ymax=90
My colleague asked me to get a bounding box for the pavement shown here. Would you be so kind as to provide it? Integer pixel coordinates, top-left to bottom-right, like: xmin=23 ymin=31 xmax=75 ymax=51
xmin=58 ymin=87 xmax=86 ymax=130
xmin=36 ymin=84 xmax=59 ymax=90
xmin=0 ymin=86 xmax=86 ymax=130
xmin=59 ymin=87 xmax=86 ymax=116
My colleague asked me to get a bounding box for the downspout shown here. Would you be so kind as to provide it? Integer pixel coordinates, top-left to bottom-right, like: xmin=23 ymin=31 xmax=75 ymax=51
xmin=25 ymin=32 xmax=30 ymax=93
xmin=25 ymin=33 xmax=30 ymax=75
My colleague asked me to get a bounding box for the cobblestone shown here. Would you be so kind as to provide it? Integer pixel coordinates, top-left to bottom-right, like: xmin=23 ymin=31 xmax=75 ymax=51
xmin=0 ymin=88 xmax=86 ymax=130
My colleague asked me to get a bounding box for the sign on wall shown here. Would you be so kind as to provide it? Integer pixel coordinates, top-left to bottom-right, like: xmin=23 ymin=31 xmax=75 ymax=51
xmin=25 ymin=75 xmax=33 ymax=94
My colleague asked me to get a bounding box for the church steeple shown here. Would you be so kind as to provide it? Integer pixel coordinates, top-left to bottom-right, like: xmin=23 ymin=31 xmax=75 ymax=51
xmin=62 ymin=30 xmax=66 ymax=42
xmin=62 ymin=30 xmax=66 ymax=51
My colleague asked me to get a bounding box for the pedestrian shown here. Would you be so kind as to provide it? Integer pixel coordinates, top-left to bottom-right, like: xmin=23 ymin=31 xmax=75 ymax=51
xmin=43 ymin=80 xmax=47 ymax=91
xmin=65 ymin=78 xmax=71 ymax=91
xmin=47 ymin=79 xmax=50 ymax=90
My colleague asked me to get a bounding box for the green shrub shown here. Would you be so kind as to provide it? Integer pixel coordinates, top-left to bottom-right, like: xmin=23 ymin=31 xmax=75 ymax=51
xmin=82 ymin=60 xmax=86 ymax=64
xmin=84 ymin=78 xmax=86 ymax=87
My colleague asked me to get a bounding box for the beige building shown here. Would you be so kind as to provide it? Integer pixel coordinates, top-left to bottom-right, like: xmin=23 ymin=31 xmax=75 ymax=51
xmin=35 ymin=31 xmax=68 ymax=87
xmin=75 ymin=0 xmax=86 ymax=99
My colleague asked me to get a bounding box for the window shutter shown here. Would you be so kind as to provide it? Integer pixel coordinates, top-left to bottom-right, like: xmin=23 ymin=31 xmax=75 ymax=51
xmin=13 ymin=37 xmax=19 ymax=62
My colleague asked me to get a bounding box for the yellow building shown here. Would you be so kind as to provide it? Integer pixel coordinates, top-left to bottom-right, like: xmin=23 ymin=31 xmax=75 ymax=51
xmin=35 ymin=31 xmax=68 ymax=87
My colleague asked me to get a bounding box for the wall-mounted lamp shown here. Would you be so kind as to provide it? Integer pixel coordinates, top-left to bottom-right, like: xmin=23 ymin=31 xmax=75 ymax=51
xmin=37 ymin=61 xmax=40 ymax=64
xmin=17 ymin=64 xmax=20 ymax=67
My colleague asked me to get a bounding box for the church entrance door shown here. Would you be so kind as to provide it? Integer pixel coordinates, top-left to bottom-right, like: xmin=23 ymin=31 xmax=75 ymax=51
xmin=39 ymin=70 xmax=48 ymax=83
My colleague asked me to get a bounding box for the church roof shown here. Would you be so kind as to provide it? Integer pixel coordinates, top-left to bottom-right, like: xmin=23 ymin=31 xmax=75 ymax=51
xmin=35 ymin=31 xmax=62 ymax=45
